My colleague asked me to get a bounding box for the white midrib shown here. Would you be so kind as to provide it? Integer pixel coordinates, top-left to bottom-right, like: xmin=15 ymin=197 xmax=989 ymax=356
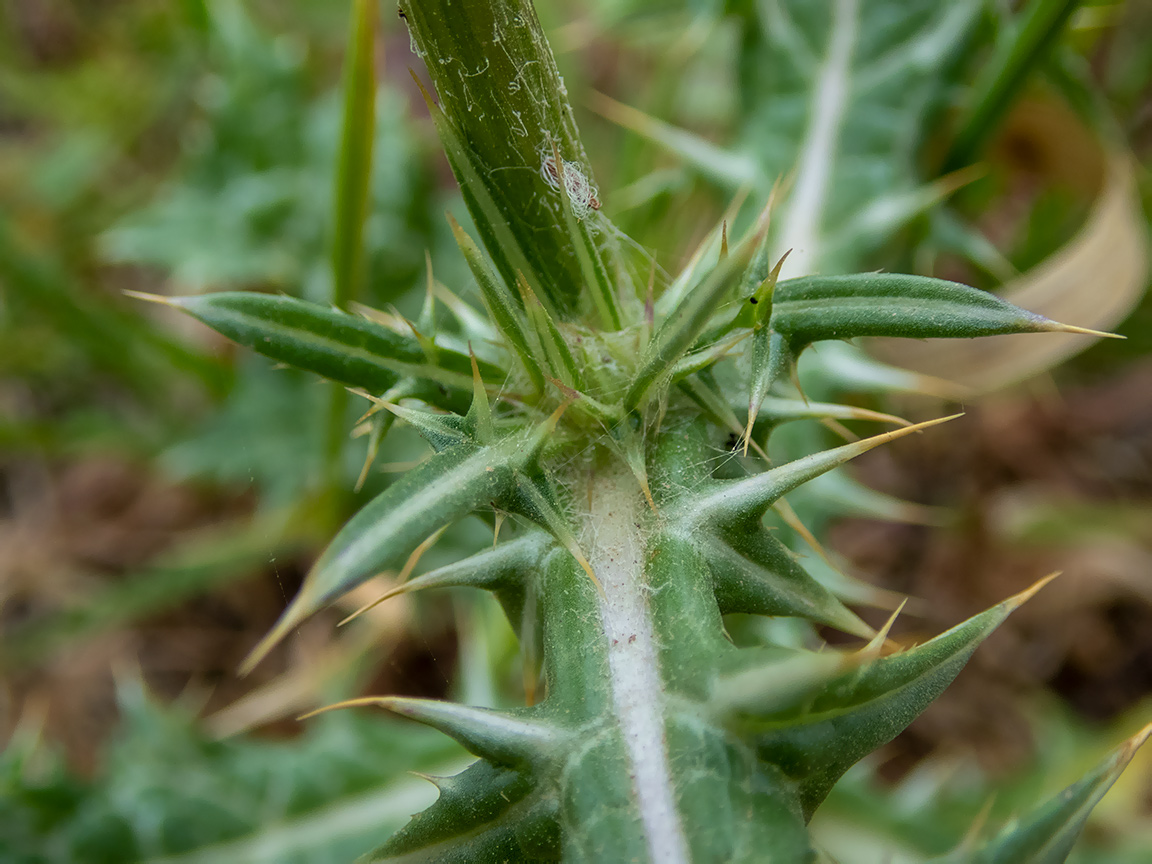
xmin=586 ymin=471 xmax=690 ymax=864
xmin=775 ymin=0 xmax=858 ymax=279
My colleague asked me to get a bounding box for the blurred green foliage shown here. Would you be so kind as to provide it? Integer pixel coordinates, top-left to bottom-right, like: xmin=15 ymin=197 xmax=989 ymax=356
xmin=0 ymin=682 xmax=464 ymax=864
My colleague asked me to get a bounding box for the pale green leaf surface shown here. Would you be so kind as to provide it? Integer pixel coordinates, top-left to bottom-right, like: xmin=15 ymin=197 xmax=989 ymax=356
xmin=162 ymin=292 xmax=495 ymax=399
xmin=746 ymin=581 xmax=1046 ymax=816
xmin=701 ymin=527 xmax=870 ymax=637
xmin=939 ymin=724 xmax=1152 ymax=864
xmin=243 ymin=422 xmax=555 ymax=673
xmin=739 ymin=0 xmax=982 ymax=276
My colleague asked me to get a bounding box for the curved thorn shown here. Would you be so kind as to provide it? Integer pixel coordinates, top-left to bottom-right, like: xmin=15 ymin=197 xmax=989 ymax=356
xmin=693 ymin=414 xmax=964 ymax=526
xmin=338 ymin=526 xmax=448 ymax=626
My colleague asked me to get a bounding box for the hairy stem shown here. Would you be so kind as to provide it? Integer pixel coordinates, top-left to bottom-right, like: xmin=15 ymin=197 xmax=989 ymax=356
xmin=584 ymin=464 xmax=689 ymax=864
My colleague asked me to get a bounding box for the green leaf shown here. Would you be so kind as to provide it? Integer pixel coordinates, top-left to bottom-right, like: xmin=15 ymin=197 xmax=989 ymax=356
xmin=681 ymin=416 xmax=958 ymax=528
xmin=373 ymin=401 xmax=471 ymax=452
xmin=749 ymin=273 xmax=1106 ymax=402
xmin=772 ymin=273 xmax=1087 ymax=344
xmin=449 ymin=214 xmax=546 ymax=393
xmin=738 ymin=0 xmax=984 ymax=275
xmin=941 ymin=723 xmax=1152 ymax=864
xmin=701 ymin=526 xmax=872 ymax=637
xmin=316 ymin=697 xmax=561 ymax=768
xmin=745 ymin=578 xmax=1053 ymax=816
xmin=366 ymin=531 xmax=555 ymax=634
xmin=624 ymin=225 xmax=763 ymax=410
xmin=366 ymin=760 xmax=555 ymax=862
xmin=151 ymin=291 xmax=497 ymax=399
xmin=515 ymin=273 xmax=585 ymax=391
xmin=242 ymin=417 xmax=558 ymax=673
xmin=330 ymin=0 xmax=377 ymax=310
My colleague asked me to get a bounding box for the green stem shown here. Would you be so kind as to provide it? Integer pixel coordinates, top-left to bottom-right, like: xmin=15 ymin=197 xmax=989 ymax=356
xmin=944 ymin=0 xmax=1084 ymax=170
xmin=583 ymin=463 xmax=690 ymax=863
xmin=326 ymin=0 xmax=377 ymax=494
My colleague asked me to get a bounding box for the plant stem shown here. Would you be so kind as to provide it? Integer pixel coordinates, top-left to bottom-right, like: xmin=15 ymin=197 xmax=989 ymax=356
xmin=324 ymin=0 xmax=377 ymax=497
xmin=944 ymin=0 xmax=1084 ymax=170
xmin=584 ymin=463 xmax=690 ymax=864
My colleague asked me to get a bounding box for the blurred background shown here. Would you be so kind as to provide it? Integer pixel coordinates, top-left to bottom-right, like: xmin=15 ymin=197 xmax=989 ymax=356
xmin=1 ymin=1 xmax=1150 ymax=861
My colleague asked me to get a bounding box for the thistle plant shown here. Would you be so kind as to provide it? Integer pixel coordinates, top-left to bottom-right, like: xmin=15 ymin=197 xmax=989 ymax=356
xmin=135 ymin=1 xmax=1149 ymax=861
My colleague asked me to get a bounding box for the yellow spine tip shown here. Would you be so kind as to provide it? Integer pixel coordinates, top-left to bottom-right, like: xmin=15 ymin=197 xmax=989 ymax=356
xmin=121 ymin=289 xmax=178 ymax=307
xmin=1006 ymin=571 xmax=1061 ymax=609
xmin=297 ymin=695 xmax=391 ymax=721
xmin=1124 ymin=721 xmax=1152 ymax=755
xmin=1044 ymin=321 xmax=1126 ymax=339
xmin=848 ymin=412 xmax=964 ymax=459
xmin=237 ymin=595 xmax=309 ymax=677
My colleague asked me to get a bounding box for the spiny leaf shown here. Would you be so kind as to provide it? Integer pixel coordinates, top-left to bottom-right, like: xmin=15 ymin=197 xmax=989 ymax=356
xmin=681 ymin=415 xmax=960 ymax=527
xmin=745 ymin=575 xmax=1056 ymax=816
xmin=366 ymin=759 xmax=554 ymax=862
xmin=353 ymin=378 xmax=426 ymax=491
xmin=467 ymin=350 xmax=494 ymax=443
xmin=366 ymin=398 xmax=469 ymax=452
xmin=624 ymin=220 xmax=765 ymax=410
xmin=509 ymin=472 xmax=600 ymax=593
xmin=449 ymin=214 xmax=546 ymax=393
xmin=142 ymin=292 xmax=496 ymax=400
xmin=713 ymin=649 xmax=857 ymax=717
xmin=670 ymin=329 xmax=751 ymax=381
xmin=750 ymin=396 xmax=909 ymax=430
xmin=772 ymin=273 xmax=1105 ymax=344
xmin=348 ymin=531 xmax=554 ymax=633
xmin=759 ymin=269 xmax=1117 ymax=402
xmin=744 ymin=252 xmax=790 ymax=446
xmin=744 ymin=328 xmax=792 ymax=450
xmin=241 ymin=417 xmax=559 ymax=673
xmin=867 ymin=156 xmax=1143 ymax=394
xmin=516 ymin=273 xmax=585 ymax=390
xmin=304 ymin=696 xmax=560 ymax=767
xmin=701 ymin=527 xmax=872 ymax=638
xmin=339 ymin=526 xmax=447 ymax=625
xmin=942 ymin=722 xmax=1152 ymax=864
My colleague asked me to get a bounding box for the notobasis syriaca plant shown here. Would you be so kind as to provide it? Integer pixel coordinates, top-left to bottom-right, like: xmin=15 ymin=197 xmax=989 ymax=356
xmin=136 ymin=1 xmax=1150 ymax=861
